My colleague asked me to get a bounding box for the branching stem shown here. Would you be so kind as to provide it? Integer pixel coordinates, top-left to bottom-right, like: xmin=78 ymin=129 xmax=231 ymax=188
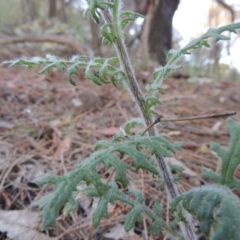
xmin=102 ymin=0 xmax=177 ymax=198
xmin=101 ymin=2 xmax=197 ymax=239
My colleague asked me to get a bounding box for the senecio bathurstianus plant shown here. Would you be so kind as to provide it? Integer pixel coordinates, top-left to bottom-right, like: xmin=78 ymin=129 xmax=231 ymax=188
xmin=4 ymin=1 xmax=240 ymax=239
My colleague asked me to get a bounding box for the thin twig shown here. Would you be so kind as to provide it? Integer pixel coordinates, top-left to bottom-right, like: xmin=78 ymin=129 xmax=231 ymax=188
xmin=141 ymin=110 xmax=236 ymax=136
xmin=160 ymin=110 xmax=236 ymax=122
xmin=87 ymin=226 xmax=94 ymax=240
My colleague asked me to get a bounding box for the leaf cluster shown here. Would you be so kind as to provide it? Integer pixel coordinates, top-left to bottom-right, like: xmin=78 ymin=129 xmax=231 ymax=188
xmin=4 ymin=54 xmax=125 ymax=87
xmin=3 ymin=0 xmax=240 ymax=238
xmin=33 ymin=132 xmax=179 ymax=232
xmin=171 ymin=184 xmax=240 ymax=240
xmin=145 ymin=22 xmax=240 ymax=116
xmin=202 ymin=118 xmax=240 ymax=189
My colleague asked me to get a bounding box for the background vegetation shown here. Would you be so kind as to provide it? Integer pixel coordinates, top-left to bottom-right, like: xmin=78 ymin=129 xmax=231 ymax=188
xmin=0 ymin=0 xmax=239 ymax=79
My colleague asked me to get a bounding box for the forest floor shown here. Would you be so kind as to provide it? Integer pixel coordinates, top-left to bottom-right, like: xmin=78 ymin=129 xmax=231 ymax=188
xmin=0 ymin=64 xmax=240 ymax=240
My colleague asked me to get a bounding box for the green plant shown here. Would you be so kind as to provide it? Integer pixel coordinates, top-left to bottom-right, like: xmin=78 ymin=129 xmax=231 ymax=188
xmin=4 ymin=1 xmax=240 ymax=239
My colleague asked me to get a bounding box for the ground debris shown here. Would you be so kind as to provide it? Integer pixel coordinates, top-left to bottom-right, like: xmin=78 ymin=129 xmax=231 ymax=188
xmin=0 ymin=65 xmax=240 ymax=239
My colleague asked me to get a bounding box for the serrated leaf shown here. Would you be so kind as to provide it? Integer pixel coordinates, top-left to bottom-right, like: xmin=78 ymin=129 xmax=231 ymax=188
xmin=112 ymin=133 xmax=126 ymax=142
xmin=33 ymin=171 xmax=85 ymax=229
xmin=123 ymin=118 xmax=145 ymax=135
xmin=120 ymin=11 xmax=144 ymax=29
xmin=95 ymin=134 xmax=179 ymax=175
xmin=85 ymin=65 xmax=102 ymax=86
xmin=124 ymin=204 xmax=143 ymax=231
xmin=145 ymin=83 xmax=165 ymax=96
xmin=145 ymin=97 xmax=161 ymax=113
xmin=147 ymin=22 xmax=240 ymax=98
xmin=128 ymin=188 xmax=144 ymax=203
xmin=104 ymin=156 xmax=129 ymax=188
xmin=119 ymin=146 xmax=158 ymax=174
xmin=81 ymin=186 xmax=99 ymax=197
xmin=153 ymin=64 xmax=182 ymax=83
xmin=93 ymin=198 xmax=109 ymax=227
xmin=169 ymin=164 xmax=185 ymax=172
xmin=101 ymin=23 xmax=115 ymax=43
xmin=202 ymin=118 xmax=240 ymax=189
xmin=63 ymin=196 xmax=78 ymax=216
xmin=148 ymin=201 xmax=164 ymax=236
xmin=84 ymin=0 xmax=112 ymax=24
xmin=171 ymin=184 xmax=240 ymax=240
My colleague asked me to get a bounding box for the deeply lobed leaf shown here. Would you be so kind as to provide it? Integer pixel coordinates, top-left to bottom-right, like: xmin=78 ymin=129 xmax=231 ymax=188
xmin=146 ymin=22 xmax=240 ymax=110
xmin=33 ymin=133 xmax=179 ymax=229
xmin=171 ymin=184 xmax=240 ymax=240
xmin=202 ymin=118 xmax=240 ymax=189
xmin=4 ymin=54 xmax=125 ymax=87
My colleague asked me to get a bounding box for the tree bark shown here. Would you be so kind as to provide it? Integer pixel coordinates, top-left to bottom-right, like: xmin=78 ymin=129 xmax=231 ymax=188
xmin=49 ymin=0 xmax=57 ymax=18
xmin=148 ymin=0 xmax=179 ymax=65
xmin=138 ymin=0 xmax=155 ymax=58
xmin=59 ymin=0 xmax=68 ymax=22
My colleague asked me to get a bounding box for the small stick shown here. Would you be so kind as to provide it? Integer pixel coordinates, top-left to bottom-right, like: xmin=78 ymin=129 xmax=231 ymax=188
xmin=141 ymin=110 xmax=236 ymax=136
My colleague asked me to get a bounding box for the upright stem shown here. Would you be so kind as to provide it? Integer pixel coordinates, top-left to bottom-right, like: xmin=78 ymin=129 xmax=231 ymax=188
xmin=101 ymin=1 xmax=197 ymax=239
xmin=103 ymin=0 xmax=178 ymax=201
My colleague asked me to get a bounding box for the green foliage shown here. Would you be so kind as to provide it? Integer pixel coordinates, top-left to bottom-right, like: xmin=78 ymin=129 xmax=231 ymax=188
xmin=33 ymin=134 xmax=179 ymax=229
xmin=3 ymin=0 xmax=240 ymax=238
xmin=145 ymin=22 xmax=240 ymax=116
xmin=120 ymin=11 xmax=144 ymax=30
xmin=122 ymin=118 xmax=145 ymax=135
xmin=171 ymin=184 xmax=240 ymax=240
xmin=84 ymin=0 xmax=114 ymax=24
xmin=4 ymin=54 xmax=126 ymax=87
xmin=202 ymin=118 xmax=240 ymax=189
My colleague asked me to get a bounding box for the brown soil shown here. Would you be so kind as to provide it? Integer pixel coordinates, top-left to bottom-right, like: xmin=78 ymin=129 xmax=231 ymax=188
xmin=0 ymin=65 xmax=240 ymax=239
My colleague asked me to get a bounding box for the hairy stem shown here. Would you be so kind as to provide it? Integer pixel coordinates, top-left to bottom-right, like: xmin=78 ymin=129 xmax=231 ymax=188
xmin=102 ymin=0 xmax=177 ymax=201
xmin=101 ymin=2 xmax=197 ymax=239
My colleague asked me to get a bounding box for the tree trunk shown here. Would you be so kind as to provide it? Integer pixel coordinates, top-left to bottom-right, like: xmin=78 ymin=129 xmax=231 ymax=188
xmin=59 ymin=0 xmax=68 ymax=22
xmin=49 ymin=0 xmax=57 ymax=18
xmin=148 ymin=0 xmax=179 ymax=65
xmin=138 ymin=0 xmax=155 ymax=58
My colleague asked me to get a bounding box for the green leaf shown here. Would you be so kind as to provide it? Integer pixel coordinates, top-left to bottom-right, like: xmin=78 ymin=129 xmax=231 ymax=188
xmin=120 ymin=11 xmax=144 ymax=30
xmin=171 ymin=184 xmax=240 ymax=240
xmin=93 ymin=198 xmax=109 ymax=227
xmin=145 ymin=97 xmax=162 ymax=115
xmin=149 ymin=200 xmax=164 ymax=236
xmin=145 ymin=83 xmax=166 ymax=97
xmin=104 ymin=155 xmax=129 ymax=188
xmin=128 ymin=188 xmax=144 ymax=203
xmin=147 ymin=22 xmax=240 ymax=99
xmin=81 ymin=186 xmax=99 ymax=197
xmin=153 ymin=64 xmax=182 ymax=83
xmin=101 ymin=23 xmax=116 ymax=43
xmin=169 ymin=164 xmax=185 ymax=172
xmin=119 ymin=146 xmax=158 ymax=174
xmin=3 ymin=54 xmax=125 ymax=88
xmin=124 ymin=204 xmax=143 ymax=231
xmin=84 ymin=0 xmax=113 ymax=24
xmin=202 ymin=118 xmax=240 ymax=189
xmin=33 ymin=171 xmax=85 ymax=229
xmin=123 ymin=118 xmax=145 ymax=135
xmin=63 ymin=196 xmax=79 ymax=216
xmin=95 ymin=134 xmax=179 ymax=175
